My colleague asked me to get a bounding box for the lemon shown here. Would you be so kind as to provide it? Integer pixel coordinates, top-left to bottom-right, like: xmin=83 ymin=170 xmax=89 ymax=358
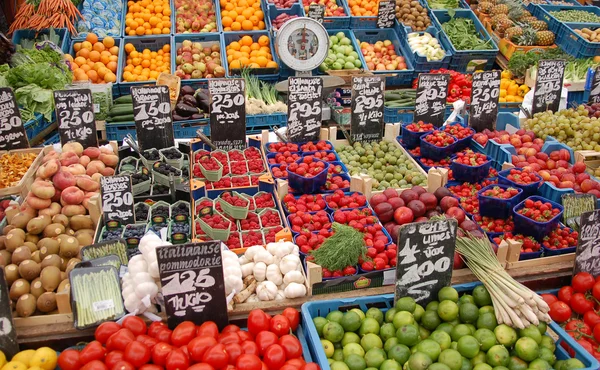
xmin=28 ymin=348 xmax=56 ymax=370
xmin=11 ymin=351 xmax=35 ymax=367
xmin=0 ymin=351 xmax=6 ymax=369
xmin=27 ymin=367 xmax=44 ymax=370
xmin=1 ymin=361 xmax=27 ymax=370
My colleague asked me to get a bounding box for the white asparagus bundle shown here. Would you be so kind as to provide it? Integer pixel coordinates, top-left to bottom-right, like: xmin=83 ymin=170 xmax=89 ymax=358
xmin=456 ymin=234 xmax=551 ymax=329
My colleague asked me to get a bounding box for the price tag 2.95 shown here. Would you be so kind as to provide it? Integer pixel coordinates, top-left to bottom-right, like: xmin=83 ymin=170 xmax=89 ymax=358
xmin=351 ymin=76 xmax=385 ymax=142
xmin=54 ymin=88 xmax=98 ymax=148
xmin=532 ymin=59 xmax=565 ymax=115
xmin=377 ymin=0 xmax=395 ymax=28
xmin=470 ymin=70 xmax=500 ymax=132
xmin=131 ymin=85 xmax=175 ymax=152
xmin=0 ymin=88 xmax=29 ymax=150
xmin=414 ymin=73 xmax=450 ymax=127
xmin=209 ymin=78 xmax=246 ymax=151
xmin=287 ymin=76 xmax=323 ymax=142
xmin=100 ymin=175 xmax=135 ymax=226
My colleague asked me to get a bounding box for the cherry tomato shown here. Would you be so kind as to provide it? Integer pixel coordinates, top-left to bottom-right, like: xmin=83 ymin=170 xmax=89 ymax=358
xmin=218 ymin=332 xmax=241 ymax=345
xmin=203 ymin=343 xmax=230 ymax=369
xmin=111 ymin=361 xmax=136 ymax=370
xmin=241 ymin=340 xmax=260 ymax=356
xmin=237 ymin=331 xmax=254 ymax=342
xmin=107 ymin=328 xmax=135 ymax=352
xmin=279 ymin=335 xmax=302 ymax=360
xmin=571 ymin=293 xmax=595 ymax=314
xmin=105 ymin=351 xmax=125 ymax=369
xmin=301 ymin=363 xmax=321 ymax=370
xmin=148 ymin=322 xmax=168 ymax=338
xmin=188 ymin=336 xmax=218 ymax=362
xmin=197 ymin=321 xmax=219 ymax=338
xmin=137 ymin=335 xmax=159 ymax=350
xmin=80 ymin=341 xmax=106 ymax=365
xmin=286 ymin=359 xmax=306 ymax=369
xmin=282 ymin=308 xmax=300 ymax=331
xmin=593 ymin=282 xmax=600 ymax=302
xmin=263 ymin=344 xmax=286 ymax=370
xmin=58 ymin=349 xmax=81 ymax=370
xmin=95 ymin=322 xmax=121 ymax=344
xmin=139 ymin=365 xmax=164 ymax=370
xmin=256 ymin=331 xmax=279 ymax=356
xmin=171 ymin=321 xmax=196 ymax=347
xmin=224 ymin=342 xmax=243 ymax=364
xmin=585 ymin=311 xmax=600 ymax=329
xmin=248 ymin=310 xmax=271 ymax=336
xmin=222 ymin=324 xmax=241 ymax=333
xmin=549 ymin=301 xmax=572 ymax=323
xmin=81 ymin=360 xmax=108 ymax=370
xmin=270 ymin=315 xmax=291 ymax=337
xmin=155 ymin=328 xmax=173 ymax=344
xmin=236 ymin=354 xmax=262 ymax=370
xmin=124 ymin=339 xmax=151 ymax=367
xmin=122 ymin=316 xmax=148 ymax=336
xmin=565 ymin=319 xmax=592 ymax=335
xmin=573 ymin=272 xmax=596 ymax=293
xmin=165 ymin=348 xmax=189 ymax=370
xmin=152 ymin=342 xmax=174 ymax=367
xmin=541 ymin=294 xmax=558 ymax=307
xmin=281 ymin=365 xmax=298 ymax=370
xmin=189 ymin=365 xmax=216 ymax=370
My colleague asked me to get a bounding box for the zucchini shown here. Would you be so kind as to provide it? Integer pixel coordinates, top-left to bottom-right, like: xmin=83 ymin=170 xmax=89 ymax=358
xmin=109 ymin=104 xmax=134 ymax=117
xmin=114 ymin=95 xmax=133 ymax=104
xmin=108 ymin=114 xmax=135 ymax=122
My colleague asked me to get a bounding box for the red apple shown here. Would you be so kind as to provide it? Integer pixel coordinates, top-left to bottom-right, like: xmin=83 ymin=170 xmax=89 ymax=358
xmin=446 ymin=207 xmax=466 ymax=224
xmin=394 ymin=206 xmax=414 ymax=225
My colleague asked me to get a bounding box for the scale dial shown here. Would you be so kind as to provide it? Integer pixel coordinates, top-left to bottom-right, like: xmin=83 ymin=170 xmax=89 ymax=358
xmin=276 ymin=17 xmax=329 ymax=72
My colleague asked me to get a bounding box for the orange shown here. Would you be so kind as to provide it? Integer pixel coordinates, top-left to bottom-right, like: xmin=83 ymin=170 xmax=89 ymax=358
xmin=85 ymin=33 xmax=98 ymax=45
xmin=242 ymin=19 xmax=253 ymax=30
xmin=89 ymin=50 xmax=101 ymax=62
xmin=258 ymin=35 xmax=269 ymax=46
xmin=230 ymin=60 xmax=241 ymax=69
xmin=64 ymin=54 xmax=74 ymax=62
xmin=93 ymin=42 xmax=105 ymax=52
xmin=73 ymin=43 xmax=82 ymax=52
xmin=81 ymin=41 xmax=93 ymax=50
xmin=162 ymin=44 xmax=170 ymax=52
xmin=249 ymin=15 xmax=259 ymax=25
xmin=74 ymin=69 xmax=88 ymax=81
xmin=266 ymin=60 xmax=278 ymax=68
xmin=248 ymin=62 xmax=260 ymax=68
xmin=231 ymin=22 xmax=242 ymax=30
xmin=255 ymin=10 xmax=263 ymax=19
xmin=242 ymin=8 xmax=254 ymax=19
xmin=258 ymin=20 xmax=265 ymax=29
xmin=97 ymin=67 xmax=108 ymax=79
xmin=240 ymin=45 xmax=251 ymax=53
xmin=240 ymin=35 xmax=253 ymax=46
xmin=106 ymin=61 xmax=117 ymax=73
xmin=229 ymin=41 xmax=241 ymax=51
xmin=163 ymin=7 xmax=171 ymax=16
xmin=100 ymin=54 xmax=110 ymax=65
xmin=125 ymin=43 xmax=135 ymax=53
xmin=250 ymin=43 xmax=260 ymax=51
xmin=86 ymin=70 xmax=98 ymax=82
xmin=104 ymin=72 xmax=116 ymax=83
xmin=78 ymin=48 xmax=90 ymax=59
xmin=229 ymin=10 xmax=239 ymax=19
xmin=256 ymin=56 xmax=268 ymax=67
xmin=136 ymin=26 xmax=146 ymax=35
xmin=74 ymin=56 xmax=87 ymax=66
xmin=130 ymin=50 xmax=139 ymax=58
xmin=109 ymin=55 xmax=118 ymax=62
xmin=80 ymin=64 xmax=92 ymax=72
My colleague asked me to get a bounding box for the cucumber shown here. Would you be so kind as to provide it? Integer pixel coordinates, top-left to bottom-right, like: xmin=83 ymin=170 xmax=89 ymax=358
xmin=108 ymin=114 xmax=135 ymax=122
xmin=109 ymin=104 xmax=134 ymax=117
xmin=114 ymin=95 xmax=133 ymax=104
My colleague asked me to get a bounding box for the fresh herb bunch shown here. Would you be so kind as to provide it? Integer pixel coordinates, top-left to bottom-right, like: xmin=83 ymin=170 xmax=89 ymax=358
xmin=507 ymin=48 xmax=569 ymax=79
xmin=441 ymin=12 xmax=495 ymax=51
xmin=311 ymin=222 xmax=368 ymax=272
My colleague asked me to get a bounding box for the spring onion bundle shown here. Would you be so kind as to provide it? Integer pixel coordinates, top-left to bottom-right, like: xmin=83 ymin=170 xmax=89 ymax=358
xmin=241 ymin=68 xmax=287 ymax=115
xmin=456 ymin=234 xmax=551 ymax=329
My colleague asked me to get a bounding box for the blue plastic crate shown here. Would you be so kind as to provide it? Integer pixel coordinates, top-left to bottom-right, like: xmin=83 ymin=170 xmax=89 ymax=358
xmin=384 ymin=106 xmax=415 ymax=123
xmin=11 ymin=28 xmax=71 ymax=54
xmin=557 ymin=22 xmax=600 ymax=58
xmin=469 ymin=112 xmax=520 ymax=165
xmin=171 ymin=34 xmax=226 ymax=89
xmin=117 ymin=36 xmax=173 ymax=95
xmin=513 ymin=195 xmax=564 ymax=241
xmin=23 ymin=114 xmax=43 ymax=140
xmin=451 ymin=154 xmax=492 ymax=182
xmin=567 ymin=89 xmax=587 ymax=105
xmin=172 ymin=0 xmax=223 ymax=33
xmin=267 ymin=2 xmax=305 ymax=33
xmin=173 ymin=119 xmax=210 ymax=138
xmin=396 ymin=24 xmax=452 ymax=73
xmin=288 ymin=159 xmax=330 ymax=194
xmin=106 ymin=122 xmax=137 ymax=141
xmin=121 ymin=1 xmax=175 ymax=37
xmin=42 ymin=132 xmax=61 ymax=146
xmin=247 ymin=113 xmax=287 ymax=129
xmin=353 ymin=28 xmax=415 ymax=86
xmin=222 ymin=31 xmax=280 ymax=81
xmin=478 ymin=183 xmax=523 ymax=218
xmin=431 ymin=9 xmax=499 ymax=73
xmin=535 ymin=5 xmax=600 ymax=36
xmin=498 ymin=167 xmax=542 ymax=197
xmin=541 ymin=139 xmax=575 ymax=165
xmin=299 ymin=0 xmax=351 ymax=29
xmin=290 ymin=173 xmax=351 ymax=194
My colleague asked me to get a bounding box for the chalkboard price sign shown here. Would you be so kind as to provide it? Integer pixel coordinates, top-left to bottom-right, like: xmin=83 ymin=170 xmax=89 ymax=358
xmin=131 ymin=85 xmax=175 ymax=152
xmin=414 ymin=73 xmax=450 ymax=127
xmin=209 ymin=79 xmax=246 ymax=151
xmin=395 ymin=218 xmax=457 ymax=304
xmin=54 ymin=88 xmax=98 ymax=148
xmin=377 ymin=0 xmax=396 ymax=28
xmin=351 ymin=76 xmax=385 ymax=142
xmin=574 ymin=210 xmax=600 ymax=276
xmin=470 ymin=70 xmax=501 ymax=132
xmin=588 ymin=66 xmax=600 ymax=104
xmin=0 ymin=269 xmax=18 ymax=360
xmin=0 ymin=88 xmax=29 ymax=150
xmin=287 ymin=77 xmax=323 ymax=142
xmin=100 ymin=175 xmax=135 ymax=226
xmin=308 ymin=4 xmax=325 ymax=23
xmin=532 ymin=59 xmax=566 ymax=115
xmin=156 ymin=241 xmax=228 ymax=329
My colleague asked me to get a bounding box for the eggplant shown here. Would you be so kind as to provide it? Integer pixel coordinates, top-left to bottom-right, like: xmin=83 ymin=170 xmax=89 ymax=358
xmin=180 ymin=86 xmax=195 ymax=96
xmin=191 ymin=113 xmax=203 ymax=120
xmin=172 ymin=114 xmax=185 ymax=121
xmin=181 ymin=94 xmax=198 ymax=108
xmin=176 ymin=103 xmax=198 ymax=117
xmin=195 ymin=90 xmax=209 ymax=105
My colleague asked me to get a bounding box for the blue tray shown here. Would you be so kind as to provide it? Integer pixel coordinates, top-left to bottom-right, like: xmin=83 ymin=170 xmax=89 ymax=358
xmin=396 ymin=24 xmax=452 ymax=73
xmin=498 ymin=167 xmax=542 ymax=198
xmin=171 ymin=33 xmax=226 ymax=89
xmin=557 ymin=22 xmax=600 ymax=58
xmin=221 ymin=31 xmax=280 ymax=81
xmin=11 ymin=28 xmax=71 ymax=53
xmin=117 ymin=36 xmax=172 ymax=95
xmin=478 ymin=183 xmax=523 ymax=219
xmin=513 ymin=195 xmax=564 ymax=241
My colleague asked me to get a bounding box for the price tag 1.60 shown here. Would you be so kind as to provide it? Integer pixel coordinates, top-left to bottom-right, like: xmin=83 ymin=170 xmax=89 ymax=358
xmin=0 ymin=88 xmax=29 ymax=150
xmin=100 ymin=175 xmax=135 ymax=226
xmin=54 ymin=88 xmax=98 ymax=148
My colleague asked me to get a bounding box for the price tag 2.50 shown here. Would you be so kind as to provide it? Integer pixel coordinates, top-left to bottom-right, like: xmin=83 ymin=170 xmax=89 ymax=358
xmin=54 ymin=88 xmax=98 ymax=148
xmin=209 ymin=78 xmax=246 ymax=151
xmin=0 ymin=88 xmax=29 ymax=150
xmin=100 ymin=175 xmax=135 ymax=226
xmin=470 ymin=70 xmax=500 ymax=132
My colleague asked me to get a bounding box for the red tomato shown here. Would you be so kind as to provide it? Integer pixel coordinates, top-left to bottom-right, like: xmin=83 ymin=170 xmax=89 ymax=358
xmin=225 ymin=342 xmax=243 ymax=364
xmin=124 ymin=339 xmax=151 ymax=367
xmin=550 ymin=301 xmax=572 ymax=323
xmin=286 ymin=359 xmax=306 ymax=369
xmin=241 ymin=340 xmax=260 ymax=356
xmin=593 ymin=323 xmax=600 ymax=343
xmin=573 ymin=272 xmax=596 ymax=293
xmin=107 ymin=328 xmax=135 ymax=352
xmin=593 ymin=282 xmax=600 ymax=301
xmin=148 ymin=322 xmax=168 ymax=338
xmin=122 ymin=316 xmax=148 ymax=336
xmin=188 ymin=336 xmax=218 ymax=362
xmin=256 ymin=331 xmax=279 ymax=356
xmin=541 ymin=294 xmax=558 ymax=306
xmin=171 ymin=321 xmax=196 ymax=347
xmin=222 ymin=324 xmax=241 ymax=333
xmin=139 ymin=365 xmax=164 ymax=370
xmin=218 ymin=332 xmax=241 ymax=344
xmin=155 ymin=328 xmax=173 ymax=344
xmin=152 ymin=342 xmax=174 ymax=367
xmin=585 ymin=311 xmax=600 ymax=329
xmin=571 ymin=293 xmax=595 ymax=314
xmin=236 ymin=354 xmax=262 ymax=370
xmin=248 ymin=310 xmax=271 ymax=336
xmin=281 ymin=366 xmax=298 ymax=370
xmin=237 ymin=331 xmax=254 ymax=342
xmin=81 ymin=360 xmax=108 ymax=370
xmin=270 ymin=315 xmax=291 ymax=337
xmin=180 ymin=345 xmax=190 ymax=358
xmin=197 ymin=321 xmax=219 ymax=338
xmin=80 ymin=341 xmax=106 ymax=365
xmin=137 ymin=335 xmax=159 ymax=350
xmin=571 ymin=339 xmax=593 ymax=358
xmin=282 ymin=308 xmax=300 ymax=331
xmin=188 ymin=365 xmax=216 ymax=370
xmin=279 ymin=335 xmax=302 ymax=360
xmin=558 ymin=286 xmax=574 ymax=304
xmin=165 ymin=348 xmax=189 ymax=370
xmin=95 ymin=322 xmax=121 ymax=344
xmin=263 ymin=344 xmax=286 ymax=370
xmin=203 ymin=343 xmax=230 ymax=369
xmin=105 ymin=351 xmax=125 ymax=369
xmin=565 ymin=319 xmax=591 ymax=335
xmin=111 ymin=361 xmax=136 ymax=370
xmin=58 ymin=349 xmax=81 ymax=370
xmin=301 ymin=363 xmax=321 ymax=370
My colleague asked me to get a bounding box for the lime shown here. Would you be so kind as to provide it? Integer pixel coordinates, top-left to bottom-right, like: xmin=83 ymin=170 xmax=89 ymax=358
xmin=361 ymin=333 xmax=383 ymax=352
xmin=430 ymin=330 xmax=452 ymax=351
xmin=476 ymin=312 xmax=497 ymax=331
xmin=314 ymin=317 xmax=329 ymax=337
xmin=429 ymin=363 xmax=452 ymax=370
xmin=384 ymin=338 xmax=399 ymax=352
xmin=328 ymin=310 xmax=345 ymax=323
xmin=385 ymin=308 xmax=398 ymax=323
xmin=474 ymin=328 xmax=497 ymax=351
xmin=416 ymin=339 xmax=442 ymax=362
xmin=427 ymin=301 xmax=440 ymax=312
xmin=351 ymin=308 xmax=366 ymax=321
xmin=366 ymin=308 xmax=384 ymax=326
xmin=563 ymin=358 xmax=586 ymax=369
xmin=422 ymin=310 xmax=442 ymax=330
xmin=479 ymin=306 xmax=494 ymax=315
xmin=396 ymin=297 xmax=417 ymax=313
xmin=493 ymin=367 xmax=509 ymax=370
xmin=345 ymin=354 xmax=367 ymax=370
xmin=322 ymin=339 xmax=335 ymax=358
xmin=365 ymin=368 xmax=378 ymax=370
xmin=465 ymin=324 xmax=477 ymax=335
xmin=381 ymin=323 xmax=397 ymax=342
xmin=450 ymin=341 xmax=458 ymax=350
xmin=486 ymin=345 xmax=509 ymax=367
xmin=438 ymin=323 xmax=455 ymax=335
xmin=342 ymin=311 xmax=363 ymax=333
xmin=459 ymin=303 xmax=480 ymax=324
xmin=331 ymin=361 xmax=350 ymax=370
xmin=494 ymin=325 xmax=517 ymax=347
xmin=460 ymin=295 xmax=475 ymax=305
xmin=359 ymin=318 xmax=380 ymax=336
xmin=555 ymin=360 xmax=565 ymax=370
xmin=342 ymin=332 xmax=361 ymax=346
xmin=539 ymin=336 xmax=556 ymax=352
xmin=507 ymin=356 xmax=527 ymax=370
xmin=387 ymin=344 xmax=411 ymax=365
xmin=439 ymin=349 xmax=463 ymax=370
xmin=393 ymin=311 xmax=415 ymax=329
xmin=451 ymin=324 xmax=472 ymax=341
xmin=472 ymin=286 xmax=492 ymax=307
xmin=438 ymin=300 xmax=460 ymax=322
xmin=396 ymin=324 xmax=420 ymax=346
xmin=324 ymin=322 xmax=345 ymax=343
xmin=408 ymin=352 xmax=433 ymax=370
xmin=457 ymin=335 xmax=480 ymax=359
xmin=528 ymin=359 xmax=551 ymax=370
xmin=420 ymin=325 xmax=431 ymax=340
xmin=461 ymin=357 xmax=473 ymax=370
xmin=514 ymin=337 xmax=538 ymax=362
xmin=343 ymin=343 xmax=366 ymax=358
xmin=439 ymin=287 xmax=459 ymax=302
xmin=473 ymin=363 xmax=492 ymax=370
xmin=380 ymin=359 xmax=402 ymax=370
xmin=329 ymin=359 xmax=335 ymax=365
xmin=519 ymin=325 xmax=542 ymax=344
xmin=414 ymin=304 xmax=425 ymax=321
xmin=470 ymin=352 xmax=487 ymax=366
xmin=538 ymin=347 xmax=555 ymax=366
xmin=334 ymin=349 xmax=345 ymax=361
xmin=364 ymin=348 xmax=387 ymax=368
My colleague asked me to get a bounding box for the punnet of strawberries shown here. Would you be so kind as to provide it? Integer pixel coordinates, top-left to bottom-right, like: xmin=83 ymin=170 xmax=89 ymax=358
xmin=221 ymin=191 xmax=249 ymax=208
xmin=254 ymin=193 xmax=275 ymax=209
xmin=288 ymin=157 xmax=327 ymax=178
xmin=289 ymin=211 xmax=332 ymax=233
xmin=503 ymin=168 xmax=541 ymax=185
xmin=420 ymin=157 xmax=453 ymax=168
xmin=472 ymin=214 xmax=515 ymax=233
xmin=405 ymin=121 xmax=434 ymax=132
xmin=543 ymin=224 xmax=578 ymax=250
xmin=443 ymin=124 xmax=473 ymax=139
xmin=516 ymin=198 xmax=561 ymax=222
xmin=268 ymin=152 xmax=301 ymax=165
xmin=310 ymin=151 xmax=337 ymax=162
xmin=481 ymin=186 xmax=520 ymax=199
xmin=325 ymin=190 xmax=368 ymax=210
xmin=283 ymin=194 xmax=327 ymax=213
xmin=300 ymin=140 xmax=332 ymax=152
xmin=424 ymin=131 xmax=456 ymax=147
xmin=453 ymin=152 xmax=489 ymax=167
xmin=492 ymin=232 xmax=541 ymax=253
xmin=267 ymin=142 xmax=299 ymax=153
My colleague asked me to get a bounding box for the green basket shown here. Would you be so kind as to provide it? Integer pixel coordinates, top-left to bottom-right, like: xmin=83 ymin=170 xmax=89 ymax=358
xmin=240 ymin=230 xmax=265 ymax=248
xmin=199 ymin=159 xmax=223 ymax=182
xmin=168 ymin=219 xmax=190 ymax=244
xmin=152 ymin=164 xmax=183 ymax=186
xmin=194 ymin=197 xmax=214 ymax=218
xmin=197 ymin=215 xmax=232 ymax=241
xmin=140 ymin=149 xmax=160 ymax=168
xmin=257 ymin=208 xmax=283 ymax=228
xmin=253 ymin=191 xmax=275 ymax=211
xmin=228 ymin=149 xmax=246 ymax=161
xmin=159 ymin=146 xmax=184 ymax=169
xmin=218 ymin=191 xmax=250 ymax=220
xmin=118 ymin=157 xmax=138 ymax=174
xmin=150 ymin=201 xmax=171 ymax=225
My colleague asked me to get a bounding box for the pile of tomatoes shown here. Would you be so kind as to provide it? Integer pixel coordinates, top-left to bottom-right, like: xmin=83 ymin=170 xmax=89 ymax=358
xmin=57 ymin=309 xmax=319 ymax=370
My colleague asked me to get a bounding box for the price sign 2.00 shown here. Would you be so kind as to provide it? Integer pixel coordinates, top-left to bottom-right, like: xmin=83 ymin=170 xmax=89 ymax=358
xmin=54 ymin=88 xmax=98 ymax=148
xmin=100 ymin=175 xmax=135 ymax=226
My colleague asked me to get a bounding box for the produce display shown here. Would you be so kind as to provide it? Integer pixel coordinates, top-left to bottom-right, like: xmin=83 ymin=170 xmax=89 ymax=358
xmin=122 ymin=42 xmax=171 ymax=82
xmin=0 ymin=152 xmax=38 ymax=189
xmin=271 ymin=13 xmax=300 ymax=29
xmin=225 ymin=35 xmax=278 ymax=71
xmin=175 ymin=0 xmax=218 ymax=33
xmin=396 ymin=0 xmax=431 ymax=31
xmin=320 ymin=33 xmax=363 ymax=72
xmin=302 ymin=0 xmax=346 ymax=16
xmin=407 ymin=32 xmax=447 ymax=62
xmin=124 ymin=0 xmax=172 ymax=36
xmin=440 ymin=17 xmax=496 ymax=51
xmin=574 ymin=27 xmax=600 ymax=43
xmin=549 ymin=9 xmax=600 ymax=23
xmin=174 ymin=39 xmax=225 ymax=80
xmin=220 ymin=0 xmax=266 ymax=31
xmin=356 ymin=39 xmax=408 ymax=72
xmin=69 ymin=34 xmax=119 ymax=84
xmin=76 ymin=0 xmax=123 ymax=38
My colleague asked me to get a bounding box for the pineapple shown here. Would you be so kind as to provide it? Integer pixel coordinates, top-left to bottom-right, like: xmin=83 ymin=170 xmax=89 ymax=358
xmin=535 ymin=30 xmax=555 ymax=45
xmin=515 ymin=26 xmax=537 ymax=46
xmin=521 ymin=16 xmax=540 ymax=23
xmin=478 ymin=1 xmax=493 ymax=13
xmin=490 ymin=3 xmax=509 ymax=16
xmin=530 ymin=20 xmax=548 ymax=31
xmin=491 ymin=13 xmax=510 ymax=27
xmin=495 ymin=17 xmax=514 ymax=33
xmin=505 ymin=25 xmax=524 ymax=41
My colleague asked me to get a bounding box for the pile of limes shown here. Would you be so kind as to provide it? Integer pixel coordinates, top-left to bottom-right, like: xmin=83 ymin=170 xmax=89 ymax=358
xmin=313 ymin=286 xmax=586 ymax=370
